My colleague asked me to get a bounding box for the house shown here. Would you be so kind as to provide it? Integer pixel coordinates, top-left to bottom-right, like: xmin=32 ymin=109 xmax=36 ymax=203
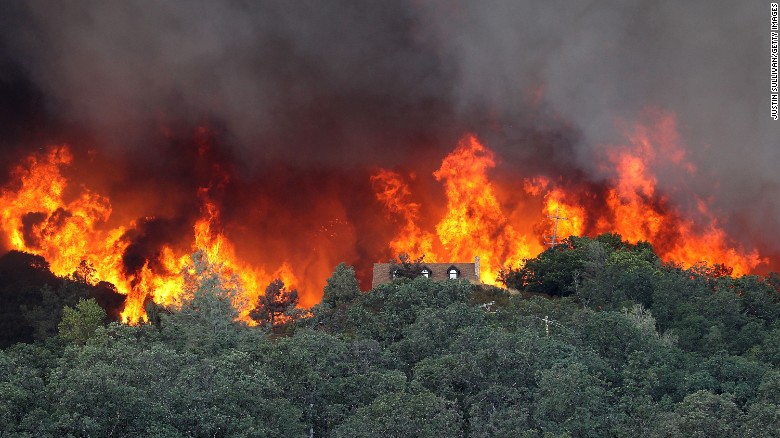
xmin=371 ymin=256 xmax=481 ymax=289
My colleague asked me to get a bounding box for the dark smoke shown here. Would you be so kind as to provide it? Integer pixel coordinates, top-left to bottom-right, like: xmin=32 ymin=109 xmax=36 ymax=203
xmin=0 ymin=0 xmax=776 ymax=280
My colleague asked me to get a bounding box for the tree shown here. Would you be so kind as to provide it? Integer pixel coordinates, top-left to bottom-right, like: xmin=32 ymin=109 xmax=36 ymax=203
xmin=161 ymin=250 xmax=249 ymax=352
xmin=322 ymin=263 xmax=360 ymax=308
xmin=499 ymin=237 xmax=587 ymax=296
xmin=314 ymin=263 xmax=362 ymax=333
xmin=0 ymin=343 xmax=51 ymax=434
xmin=580 ymin=247 xmax=660 ymax=309
xmin=389 ymin=253 xmax=427 ymax=280
xmin=532 ymin=361 xmax=611 ymax=436
xmin=0 ymin=251 xmax=59 ymax=346
xmin=741 ymin=370 xmax=780 ymax=437
xmin=251 ymin=279 xmax=299 ymax=329
xmin=70 ymin=259 xmax=97 ymax=284
xmin=332 ymin=390 xmax=461 ymax=437
xmin=58 ymin=298 xmax=106 ymax=344
xmin=668 ymin=390 xmax=742 ymax=437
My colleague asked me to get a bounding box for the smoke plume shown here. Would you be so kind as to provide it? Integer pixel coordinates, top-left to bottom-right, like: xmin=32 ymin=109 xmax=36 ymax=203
xmin=0 ymin=0 xmax=776 ymax=297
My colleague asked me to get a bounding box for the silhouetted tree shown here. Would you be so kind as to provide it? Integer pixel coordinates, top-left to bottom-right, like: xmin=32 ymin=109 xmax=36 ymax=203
xmin=389 ymin=253 xmax=427 ymax=280
xmin=70 ymin=260 xmax=96 ymax=284
xmin=251 ymin=279 xmax=299 ymax=329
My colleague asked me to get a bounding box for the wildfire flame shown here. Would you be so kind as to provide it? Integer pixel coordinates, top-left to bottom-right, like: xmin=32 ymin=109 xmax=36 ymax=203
xmin=370 ymin=169 xmax=435 ymax=258
xmin=432 ymin=135 xmax=536 ymax=283
xmin=374 ymin=112 xmax=763 ymax=282
xmin=0 ymin=143 xmax=299 ymax=323
xmin=594 ymin=112 xmax=763 ymax=275
xmin=0 ymin=110 xmax=765 ymax=321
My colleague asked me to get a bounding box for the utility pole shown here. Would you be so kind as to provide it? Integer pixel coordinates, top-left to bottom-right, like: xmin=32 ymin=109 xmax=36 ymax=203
xmin=545 ymin=207 xmax=569 ymax=249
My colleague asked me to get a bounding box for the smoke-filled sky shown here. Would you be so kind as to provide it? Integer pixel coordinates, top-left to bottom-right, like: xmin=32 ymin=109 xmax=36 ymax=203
xmin=0 ymin=1 xmax=777 ymax=283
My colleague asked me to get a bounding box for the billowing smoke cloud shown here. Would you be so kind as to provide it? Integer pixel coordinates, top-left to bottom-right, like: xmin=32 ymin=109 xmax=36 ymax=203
xmin=411 ymin=1 xmax=777 ymax=246
xmin=0 ymin=1 xmax=465 ymax=169
xmin=0 ymin=0 xmax=776 ymax=283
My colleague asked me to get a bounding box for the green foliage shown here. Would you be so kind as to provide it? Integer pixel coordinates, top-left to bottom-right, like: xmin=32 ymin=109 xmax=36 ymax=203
xmin=0 ymin=343 xmax=52 ymax=433
xmin=312 ymin=263 xmax=361 ymax=333
xmin=500 ymin=234 xmax=659 ymax=303
xmin=351 ymin=276 xmax=474 ymax=344
xmin=322 ymin=263 xmax=361 ymax=307
xmin=665 ymin=390 xmax=742 ymax=438
xmin=58 ymin=298 xmax=106 ymax=344
xmin=160 ymin=250 xmax=251 ymax=353
xmin=501 ymin=238 xmax=586 ymax=296
xmin=533 ymin=361 xmax=612 ymax=437
xmin=0 ymin=251 xmax=123 ymax=347
xmin=333 ymin=390 xmax=461 ymax=437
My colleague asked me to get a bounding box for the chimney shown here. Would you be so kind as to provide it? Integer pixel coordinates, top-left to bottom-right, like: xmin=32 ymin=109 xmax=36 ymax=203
xmin=474 ymin=256 xmax=480 ymax=281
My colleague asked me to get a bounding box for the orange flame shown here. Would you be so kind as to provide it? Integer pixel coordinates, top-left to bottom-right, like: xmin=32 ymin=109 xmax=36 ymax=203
xmin=594 ymin=112 xmax=763 ymax=275
xmin=0 ymin=145 xmax=130 ymax=303
xmin=0 ymin=144 xmax=299 ymax=323
xmin=370 ymin=169 xmax=435 ymax=258
xmin=373 ymin=135 xmax=539 ymax=284
xmin=375 ymin=114 xmax=762 ymax=281
xmin=432 ymin=135 xmax=536 ymax=283
xmin=0 ymin=110 xmax=766 ymax=322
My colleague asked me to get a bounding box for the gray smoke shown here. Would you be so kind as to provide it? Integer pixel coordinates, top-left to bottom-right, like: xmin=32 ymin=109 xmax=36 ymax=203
xmin=0 ymin=0 xmax=777 ymax=262
xmin=0 ymin=1 xmax=465 ymax=170
xmin=413 ymin=0 xmax=777 ymax=253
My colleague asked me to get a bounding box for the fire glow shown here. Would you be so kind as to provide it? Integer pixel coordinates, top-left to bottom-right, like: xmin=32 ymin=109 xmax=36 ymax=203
xmin=0 ymin=111 xmax=765 ymax=322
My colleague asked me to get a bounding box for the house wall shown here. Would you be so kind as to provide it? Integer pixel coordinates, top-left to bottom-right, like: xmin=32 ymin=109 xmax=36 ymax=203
xmin=371 ymin=260 xmax=480 ymax=289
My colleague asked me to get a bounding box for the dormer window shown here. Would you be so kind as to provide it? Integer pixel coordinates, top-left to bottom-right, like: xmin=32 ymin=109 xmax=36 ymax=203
xmin=421 ymin=267 xmax=431 ymax=278
xmin=447 ymin=266 xmax=460 ymax=279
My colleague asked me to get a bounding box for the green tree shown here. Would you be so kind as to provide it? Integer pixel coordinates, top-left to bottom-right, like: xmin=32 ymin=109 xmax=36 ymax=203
xmin=353 ymin=277 xmax=473 ymax=344
xmin=161 ymin=250 xmax=248 ymax=352
xmin=532 ymin=361 xmax=612 ymax=437
xmin=500 ymin=236 xmax=590 ymax=296
xmin=333 ymin=390 xmax=461 ymax=437
xmin=580 ymin=247 xmax=660 ymax=309
xmin=58 ymin=298 xmax=106 ymax=344
xmin=313 ymin=263 xmax=362 ymax=333
xmin=322 ymin=263 xmax=361 ymax=308
xmin=0 ymin=343 xmax=52 ymax=434
xmin=669 ymin=390 xmax=742 ymax=438
xmin=741 ymin=370 xmax=780 ymax=437
xmin=755 ymin=326 xmax=780 ymax=366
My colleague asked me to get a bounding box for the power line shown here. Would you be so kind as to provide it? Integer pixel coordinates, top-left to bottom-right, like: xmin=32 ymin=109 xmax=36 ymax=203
xmin=544 ymin=207 xmax=569 ymax=249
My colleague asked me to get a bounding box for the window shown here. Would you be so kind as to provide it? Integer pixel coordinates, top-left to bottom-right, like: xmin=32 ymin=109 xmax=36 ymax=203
xmin=421 ymin=268 xmax=431 ymax=278
xmin=392 ymin=269 xmax=400 ymax=279
xmin=448 ymin=266 xmax=460 ymax=279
